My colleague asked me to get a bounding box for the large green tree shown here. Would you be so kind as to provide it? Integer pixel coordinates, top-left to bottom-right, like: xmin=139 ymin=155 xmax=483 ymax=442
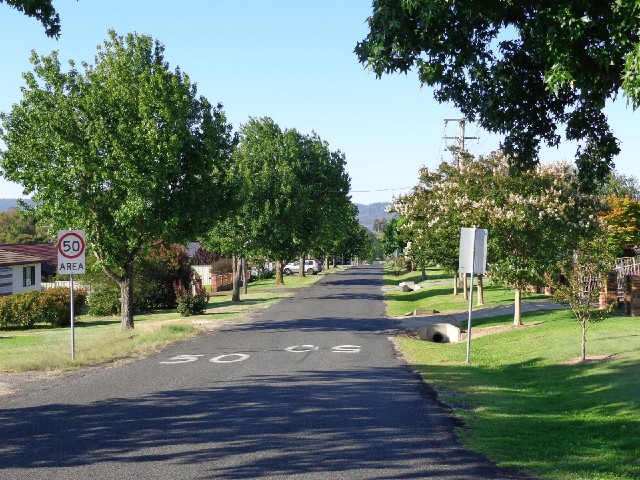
xmin=1 ymin=0 xmax=62 ymax=38
xmin=355 ymin=1 xmax=640 ymax=188
xmin=0 ymin=30 xmax=234 ymax=329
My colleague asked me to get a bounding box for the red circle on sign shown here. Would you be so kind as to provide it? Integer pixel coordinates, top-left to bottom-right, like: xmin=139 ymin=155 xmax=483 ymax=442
xmin=58 ymin=232 xmax=86 ymax=259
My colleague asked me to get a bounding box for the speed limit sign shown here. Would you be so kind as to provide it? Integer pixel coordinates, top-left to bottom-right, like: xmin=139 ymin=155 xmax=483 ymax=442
xmin=57 ymin=230 xmax=86 ymax=275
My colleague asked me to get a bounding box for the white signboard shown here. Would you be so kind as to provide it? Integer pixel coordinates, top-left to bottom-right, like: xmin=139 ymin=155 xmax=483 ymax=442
xmin=459 ymin=227 xmax=488 ymax=275
xmin=57 ymin=230 xmax=86 ymax=275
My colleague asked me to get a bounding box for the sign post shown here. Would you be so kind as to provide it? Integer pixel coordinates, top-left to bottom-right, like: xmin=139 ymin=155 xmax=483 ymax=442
xmin=459 ymin=227 xmax=488 ymax=364
xmin=57 ymin=230 xmax=86 ymax=360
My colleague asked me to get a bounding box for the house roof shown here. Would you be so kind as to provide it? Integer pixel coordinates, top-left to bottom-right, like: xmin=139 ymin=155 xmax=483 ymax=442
xmin=0 ymin=249 xmax=44 ymax=267
xmin=0 ymin=243 xmax=57 ymax=275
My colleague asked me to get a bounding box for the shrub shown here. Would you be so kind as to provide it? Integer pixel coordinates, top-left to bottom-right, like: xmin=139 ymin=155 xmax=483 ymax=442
xmin=174 ymin=277 xmax=209 ymax=316
xmin=40 ymin=287 xmax=87 ymax=327
xmin=0 ymin=296 xmax=11 ymax=329
xmin=211 ymin=257 xmax=233 ymax=275
xmin=88 ymin=283 xmax=120 ymax=316
xmin=0 ymin=291 xmax=42 ymax=328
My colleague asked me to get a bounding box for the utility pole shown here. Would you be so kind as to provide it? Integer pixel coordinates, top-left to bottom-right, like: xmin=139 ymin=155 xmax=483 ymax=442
xmin=443 ymin=118 xmax=479 ymax=168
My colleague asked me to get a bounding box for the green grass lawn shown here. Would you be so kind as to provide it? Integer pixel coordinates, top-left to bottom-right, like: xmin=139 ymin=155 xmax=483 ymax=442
xmin=0 ymin=267 xmax=341 ymax=373
xmin=387 ymin=266 xmax=640 ymax=480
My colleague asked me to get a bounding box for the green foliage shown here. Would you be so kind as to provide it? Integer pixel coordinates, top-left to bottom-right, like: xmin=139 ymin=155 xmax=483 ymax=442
xmin=137 ymin=242 xmax=192 ymax=310
xmin=0 ymin=208 xmax=50 ymax=244
xmin=40 ymin=287 xmax=87 ymax=327
xmin=599 ymin=195 xmax=640 ymax=257
xmin=202 ymin=116 xmax=355 ymax=287
xmin=395 ymin=153 xmax=602 ymax=290
xmin=0 ymin=0 xmax=61 ymax=38
xmin=550 ymin=240 xmax=615 ymax=362
xmin=1 ymin=291 xmax=41 ymax=328
xmin=87 ymin=242 xmax=193 ymax=314
xmin=380 ymin=217 xmax=405 ymax=257
xmin=211 ymin=257 xmax=233 ymax=275
xmin=0 ymin=30 xmax=235 ymax=329
xmin=0 ymin=287 xmax=86 ymax=329
xmin=355 ymin=1 xmax=640 ymax=188
xmin=173 ymin=278 xmax=209 ymax=316
xmin=87 ymin=283 xmax=120 ymax=316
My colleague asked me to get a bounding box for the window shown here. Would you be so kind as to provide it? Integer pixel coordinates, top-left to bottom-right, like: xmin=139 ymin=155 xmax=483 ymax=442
xmin=23 ymin=266 xmax=35 ymax=287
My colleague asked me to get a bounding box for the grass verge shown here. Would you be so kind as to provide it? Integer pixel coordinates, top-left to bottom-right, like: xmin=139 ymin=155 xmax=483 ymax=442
xmin=387 ymin=267 xmax=640 ymax=480
xmin=384 ymin=265 xmax=548 ymax=316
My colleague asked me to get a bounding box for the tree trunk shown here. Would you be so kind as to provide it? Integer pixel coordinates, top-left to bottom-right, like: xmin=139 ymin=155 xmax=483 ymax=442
xmin=119 ymin=263 xmax=134 ymax=330
xmin=581 ymin=320 xmax=587 ymax=362
xmin=462 ymin=273 xmax=469 ymax=300
xmin=453 ymin=272 xmax=458 ymax=295
xmin=513 ymin=288 xmax=523 ymax=326
xmin=242 ymin=257 xmax=248 ymax=295
xmin=421 ymin=265 xmax=426 ymax=281
xmin=275 ymin=260 xmax=284 ymax=285
xmin=477 ymin=274 xmax=485 ymax=306
xmin=299 ymin=254 xmax=306 ymax=277
xmin=231 ymin=254 xmax=242 ymax=302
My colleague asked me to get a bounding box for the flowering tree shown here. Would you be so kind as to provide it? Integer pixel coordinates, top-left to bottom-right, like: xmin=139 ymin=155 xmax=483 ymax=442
xmin=395 ymin=152 xmax=602 ymax=325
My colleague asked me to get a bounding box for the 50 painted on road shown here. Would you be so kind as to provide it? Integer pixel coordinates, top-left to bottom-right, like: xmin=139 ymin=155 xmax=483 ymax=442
xmin=160 ymin=344 xmax=362 ymax=364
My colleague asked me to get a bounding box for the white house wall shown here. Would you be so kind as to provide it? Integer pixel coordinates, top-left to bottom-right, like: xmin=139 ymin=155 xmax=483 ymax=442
xmin=11 ymin=263 xmax=42 ymax=295
xmin=0 ymin=266 xmax=11 ymax=296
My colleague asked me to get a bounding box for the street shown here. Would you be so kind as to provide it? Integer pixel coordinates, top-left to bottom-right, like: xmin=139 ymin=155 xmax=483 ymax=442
xmin=0 ymin=264 xmax=532 ymax=479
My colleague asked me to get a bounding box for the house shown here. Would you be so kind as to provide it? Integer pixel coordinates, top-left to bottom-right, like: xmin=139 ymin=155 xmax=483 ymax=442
xmin=0 ymin=249 xmax=45 ymax=296
xmin=0 ymin=243 xmax=57 ymax=279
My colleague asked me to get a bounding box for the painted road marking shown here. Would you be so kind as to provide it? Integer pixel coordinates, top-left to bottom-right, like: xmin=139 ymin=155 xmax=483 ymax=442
xmin=210 ymin=353 xmax=250 ymax=363
xmin=159 ymin=354 xmax=205 ymax=364
xmin=285 ymin=345 xmax=320 ymax=353
xmin=160 ymin=345 xmax=363 ymax=364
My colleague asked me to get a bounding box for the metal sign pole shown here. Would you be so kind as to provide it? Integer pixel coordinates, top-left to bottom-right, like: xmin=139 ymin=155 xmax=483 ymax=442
xmin=465 ymin=227 xmax=477 ymax=364
xmin=70 ymin=273 xmax=75 ymax=360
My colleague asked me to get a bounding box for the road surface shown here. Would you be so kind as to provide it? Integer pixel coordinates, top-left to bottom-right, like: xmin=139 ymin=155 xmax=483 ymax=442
xmin=0 ymin=264 xmax=532 ymax=479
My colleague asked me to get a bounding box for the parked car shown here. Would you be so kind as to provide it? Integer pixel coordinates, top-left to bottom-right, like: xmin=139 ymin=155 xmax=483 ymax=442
xmin=283 ymin=259 xmax=323 ymax=275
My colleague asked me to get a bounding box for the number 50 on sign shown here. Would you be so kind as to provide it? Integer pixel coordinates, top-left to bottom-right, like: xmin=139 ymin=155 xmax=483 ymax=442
xmin=57 ymin=230 xmax=86 ymax=275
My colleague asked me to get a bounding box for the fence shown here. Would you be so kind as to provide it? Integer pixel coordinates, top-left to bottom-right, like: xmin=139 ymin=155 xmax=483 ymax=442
xmin=42 ymin=281 xmax=91 ymax=294
xmin=614 ymin=256 xmax=640 ymax=301
xmin=192 ymin=265 xmax=212 ymax=286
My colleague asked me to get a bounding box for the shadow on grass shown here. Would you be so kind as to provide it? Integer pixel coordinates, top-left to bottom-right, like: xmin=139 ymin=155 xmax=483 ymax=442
xmin=387 ymin=286 xmax=454 ymax=303
xmin=413 ymin=357 xmax=640 ymax=480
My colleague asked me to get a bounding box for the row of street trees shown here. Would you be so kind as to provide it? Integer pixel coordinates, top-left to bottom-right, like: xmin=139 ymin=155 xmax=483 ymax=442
xmin=389 ymin=151 xmax=639 ymax=327
xmin=0 ymin=31 xmax=368 ymax=330
xmin=201 ymin=116 xmax=368 ymax=301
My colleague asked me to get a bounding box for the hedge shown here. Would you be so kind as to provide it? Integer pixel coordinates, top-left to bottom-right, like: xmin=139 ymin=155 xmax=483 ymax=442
xmin=0 ymin=287 xmax=87 ymax=329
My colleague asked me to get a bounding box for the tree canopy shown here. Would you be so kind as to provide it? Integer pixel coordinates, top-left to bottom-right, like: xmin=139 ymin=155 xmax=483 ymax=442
xmin=0 ymin=30 xmax=235 ymax=329
xmin=394 ymin=152 xmax=602 ymax=325
xmin=355 ymin=1 xmax=640 ymax=189
xmin=1 ymin=0 xmax=62 ymax=38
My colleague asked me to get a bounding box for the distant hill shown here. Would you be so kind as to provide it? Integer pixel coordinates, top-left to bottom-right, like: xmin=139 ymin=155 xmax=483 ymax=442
xmin=355 ymin=202 xmax=396 ymax=232
xmin=0 ymin=199 xmax=33 ymax=211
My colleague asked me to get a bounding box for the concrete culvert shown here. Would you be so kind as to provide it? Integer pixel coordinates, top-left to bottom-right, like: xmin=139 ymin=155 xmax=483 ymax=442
xmin=432 ymin=333 xmax=444 ymax=343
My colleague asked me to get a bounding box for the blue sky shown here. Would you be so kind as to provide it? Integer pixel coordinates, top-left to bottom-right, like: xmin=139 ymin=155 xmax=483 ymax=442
xmin=0 ymin=1 xmax=638 ymax=204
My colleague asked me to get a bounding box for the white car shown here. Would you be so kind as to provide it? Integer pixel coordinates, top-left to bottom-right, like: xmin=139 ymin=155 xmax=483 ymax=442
xmin=283 ymin=259 xmax=323 ymax=275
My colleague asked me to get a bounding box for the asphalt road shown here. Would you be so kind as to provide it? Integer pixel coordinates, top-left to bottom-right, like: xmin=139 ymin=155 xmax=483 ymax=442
xmin=0 ymin=264 xmax=533 ymax=479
